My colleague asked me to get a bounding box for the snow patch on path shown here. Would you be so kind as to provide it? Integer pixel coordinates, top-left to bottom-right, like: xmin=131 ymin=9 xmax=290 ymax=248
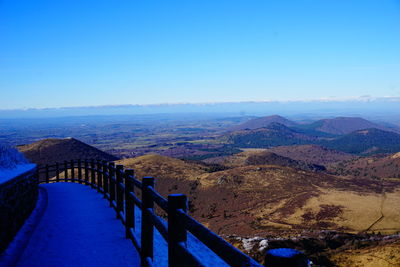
xmin=13 ymin=182 xmax=237 ymax=267
xmin=16 ymin=183 xmax=140 ymax=267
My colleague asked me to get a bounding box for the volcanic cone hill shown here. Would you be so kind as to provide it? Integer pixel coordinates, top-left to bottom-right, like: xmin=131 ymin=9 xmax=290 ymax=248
xmin=117 ymin=154 xmax=400 ymax=236
xmin=305 ymin=117 xmax=394 ymax=135
xmin=18 ymin=138 xmax=118 ymax=166
xmin=229 ymin=115 xmax=297 ymax=131
xmin=226 ymin=123 xmax=316 ymax=148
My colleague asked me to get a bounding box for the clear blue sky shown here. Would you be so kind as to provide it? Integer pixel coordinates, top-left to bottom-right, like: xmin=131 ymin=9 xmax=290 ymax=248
xmin=1 ymin=0 xmax=399 ymax=109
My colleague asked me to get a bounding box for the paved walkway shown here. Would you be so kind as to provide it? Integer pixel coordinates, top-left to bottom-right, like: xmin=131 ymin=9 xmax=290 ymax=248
xmin=17 ymin=183 xmax=140 ymax=267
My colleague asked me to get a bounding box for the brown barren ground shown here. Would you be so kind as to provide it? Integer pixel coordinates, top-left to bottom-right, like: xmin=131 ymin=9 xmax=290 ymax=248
xmin=117 ymin=154 xmax=400 ymax=237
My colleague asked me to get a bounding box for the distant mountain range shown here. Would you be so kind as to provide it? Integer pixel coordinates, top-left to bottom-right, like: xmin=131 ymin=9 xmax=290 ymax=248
xmin=231 ymin=115 xmax=399 ymax=135
xmin=226 ymin=116 xmax=400 ymax=155
xmin=299 ymin=117 xmax=395 ymax=135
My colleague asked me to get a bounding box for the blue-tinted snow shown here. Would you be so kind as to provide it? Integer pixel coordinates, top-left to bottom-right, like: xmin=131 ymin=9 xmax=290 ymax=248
xmin=17 ymin=183 xmax=140 ymax=267
xmin=0 ymin=164 xmax=36 ymax=184
xmin=0 ymin=145 xmax=29 ymax=169
xmin=0 ymin=144 xmax=33 ymax=183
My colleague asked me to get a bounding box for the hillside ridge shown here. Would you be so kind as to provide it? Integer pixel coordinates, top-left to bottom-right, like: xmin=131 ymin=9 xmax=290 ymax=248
xmin=18 ymin=138 xmax=118 ymax=165
xmin=229 ymin=115 xmax=297 ymax=131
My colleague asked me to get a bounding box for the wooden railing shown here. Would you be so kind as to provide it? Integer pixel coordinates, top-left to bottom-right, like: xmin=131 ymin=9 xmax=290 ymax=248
xmin=37 ymin=159 xmax=262 ymax=267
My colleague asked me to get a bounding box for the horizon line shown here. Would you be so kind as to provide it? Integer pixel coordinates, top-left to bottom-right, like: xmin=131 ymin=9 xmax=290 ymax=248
xmin=2 ymin=96 xmax=400 ymax=111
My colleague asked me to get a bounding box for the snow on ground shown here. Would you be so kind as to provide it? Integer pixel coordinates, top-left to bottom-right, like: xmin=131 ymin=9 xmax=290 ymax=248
xmin=0 ymin=164 xmax=36 ymax=184
xmin=0 ymin=145 xmax=28 ymax=169
xmin=0 ymin=144 xmax=34 ymax=183
xmin=16 ymin=183 xmax=140 ymax=267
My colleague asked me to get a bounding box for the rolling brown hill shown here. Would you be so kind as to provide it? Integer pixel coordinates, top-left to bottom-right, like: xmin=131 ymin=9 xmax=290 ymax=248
xmin=264 ymin=145 xmax=357 ymax=166
xmin=331 ymin=152 xmax=400 ymax=179
xmin=117 ymin=154 xmax=400 ymax=237
xmin=116 ymin=154 xmax=205 ymax=182
xmin=18 ymin=138 xmax=118 ymax=166
xmin=221 ymin=150 xmax=325 ymax=172
xmin=229 ymin=115 xmax=297 ymax=131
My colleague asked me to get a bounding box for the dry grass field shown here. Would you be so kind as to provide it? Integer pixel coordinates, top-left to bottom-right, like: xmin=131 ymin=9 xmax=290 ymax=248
xmin=116 ymin=154 xmax=400 ymax=237
xmin=330 ymin=241 xmax=400 ymax=267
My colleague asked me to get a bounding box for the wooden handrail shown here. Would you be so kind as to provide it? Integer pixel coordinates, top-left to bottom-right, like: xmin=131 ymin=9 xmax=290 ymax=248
xmin=36 ymin=160 xmax=263 ymax=267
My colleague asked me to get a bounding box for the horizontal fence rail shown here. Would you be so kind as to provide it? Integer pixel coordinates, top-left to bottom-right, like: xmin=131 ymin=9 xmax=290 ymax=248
xmin=37 ymin=160 xmax=263 ymax=267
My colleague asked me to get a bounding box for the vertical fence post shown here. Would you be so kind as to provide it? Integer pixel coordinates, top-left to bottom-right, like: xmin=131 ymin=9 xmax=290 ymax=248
xmin=116 ymin=165 xmax=124 ymax=219
xmin=45 ymin=164 xmax=49 ymax=183
xmin=71 ymin=160 xmax=75 ymax=183
xmin=78 ymin=159 xmax=82 ymax=183
xmin=56 ymin=162 xmax=60 ymax=182
xmin=109 ymin=162 xmax=116 ymax=207
xmin=35 ymin=167 xmax=40 ymax=184
xmin=124 ymin=169 xmax=135 ymax=238
xmin=141 ymin=177 xmax=154 ymax=267
xmin=103 ymin=161 xmax=109 ymax=199
xmin=64 ymin=161 xmax=68 ymax=182
xmin=84 ymin=159 xmax=89 ymax=185
xmin=168 ymin=194 xmax=188 ymax=267
xmin=90 ymin=159 xmax=96 ymax=187
xmin=97 ymin=160 xmax=103 ymax=192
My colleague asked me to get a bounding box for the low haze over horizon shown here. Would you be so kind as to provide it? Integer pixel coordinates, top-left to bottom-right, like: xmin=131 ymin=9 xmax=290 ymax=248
xmin=1 ymin=0 xmax=400 ymax=109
